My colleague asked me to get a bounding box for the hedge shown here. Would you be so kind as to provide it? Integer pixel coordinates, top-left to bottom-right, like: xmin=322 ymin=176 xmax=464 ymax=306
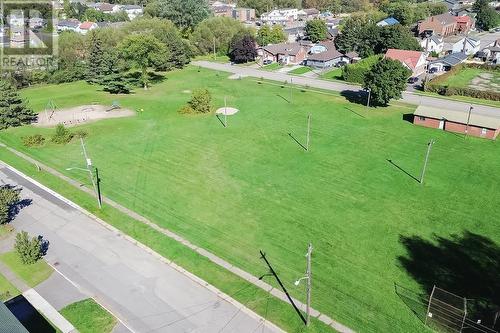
xmin=341 ymin=55 xmax=381 ymax=84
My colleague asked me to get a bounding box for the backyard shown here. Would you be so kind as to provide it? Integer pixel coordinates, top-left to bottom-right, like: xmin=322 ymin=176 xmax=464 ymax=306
xmin=442 ymin=67 xmax=500 ymax=91
xmin=0 ymin=66 xmax=498 ymax=333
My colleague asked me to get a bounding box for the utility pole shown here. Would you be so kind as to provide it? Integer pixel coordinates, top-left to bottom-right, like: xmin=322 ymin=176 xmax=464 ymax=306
xmin=305 ymin=243 xmax=312 ymax=326
xmin=80 ymin=137 xmax=102 ymax=208
xmin=213 ymin=37 xmax=216 ymax=60
xmin=306 ymin=114 xmax=311 ymax=151
xmin=290 ymin=78 xmax=293 ymax=103
xmin=420 ymin=139 xmax=435 ymax=185
xmin=366 ymin=88 xmax=371 ymax=107
xmin=465 ymin=105 xmax=473 ymax=138
xmin=224 ymin=96 xmax=228 ymax=128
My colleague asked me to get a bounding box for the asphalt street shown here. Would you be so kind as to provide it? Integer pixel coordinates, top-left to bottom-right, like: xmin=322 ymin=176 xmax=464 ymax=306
xmin=0 ymin=166 xmax=282 ymax=333
xmin=192 ymin=61 xmax=500 ymax=118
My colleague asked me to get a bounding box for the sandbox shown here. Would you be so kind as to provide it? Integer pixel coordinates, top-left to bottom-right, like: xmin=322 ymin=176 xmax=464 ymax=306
xmin=35 ymin=105 xmax=135 ymax=128
xmin=215 ymin=107 xmax=239 ymax=116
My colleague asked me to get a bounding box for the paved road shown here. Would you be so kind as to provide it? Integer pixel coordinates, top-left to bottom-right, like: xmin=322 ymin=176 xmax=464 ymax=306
xmin=193 ymin=61 xmax=500 ymax=117
xmin=0 ymin=166 xmax=281 ymax=333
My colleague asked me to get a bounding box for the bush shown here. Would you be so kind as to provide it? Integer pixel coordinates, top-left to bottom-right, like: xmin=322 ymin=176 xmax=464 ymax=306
xmin=342 ymin=55 xmax=381 ymax=84
xmin=51 ymin=124 xmax=73 ymax=144
xmin=73 ymin=129 xmax=88 ymax=139
xmin=180 ymin=89 xmax=212 ymax=114
xmin=178 ymin=105 xmax=195 ymax=114
xmin=22 ymin=134 xmax=45 ymax=147
xmin=0 ymin=185 xmax=20 ymax=225
xmin=14 ymin=231 xmax=41 ymax=265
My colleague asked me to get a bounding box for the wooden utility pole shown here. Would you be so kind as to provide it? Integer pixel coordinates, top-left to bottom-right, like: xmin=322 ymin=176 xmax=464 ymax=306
xmin=465 ymin=106 xmax=473 ymax=138
xmin=420 ymin=139 xmax=435 ymax=184
xmin=305 ymin=243 xmax=313 ymax=326
xmin=306 ymin=114 xmax=312 ymax=151
xmin=213 ymin=37 xmax=216 ymax=60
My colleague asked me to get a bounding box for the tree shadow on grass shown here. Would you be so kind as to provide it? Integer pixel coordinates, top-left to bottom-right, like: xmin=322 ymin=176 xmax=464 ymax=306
xmin=398 ymin=231 xmax=500 ymax=329
xmin=340 ymin=89 xmax=368 ymax=106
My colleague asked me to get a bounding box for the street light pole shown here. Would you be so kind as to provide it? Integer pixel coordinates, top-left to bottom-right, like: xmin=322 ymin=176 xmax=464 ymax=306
xmin=420 ymin=139 xmax=435 ymax=185
xmin=294 ymin=243 xmax=313 ymax=326
xmin=465 ymin=105 xmax=473 ymax=138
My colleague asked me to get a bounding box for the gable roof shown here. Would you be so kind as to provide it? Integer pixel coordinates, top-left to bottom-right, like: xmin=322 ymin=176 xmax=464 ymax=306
xmin=307 ymin=41 xmax=343 ymax=62
xmin=431 ymin=52 xmax=468 ymax=66
xmin=78 ymin=21 xmax=95 ymax=30
xmin=424 ymin=13 xmax=456 ymax=26
xmin=58 ymin=19 xmax=80 ymax=28
xmin=262 ymin=42 xmax=303 ymax=56
xmin=377 ymin=17 xmax=400 ymax=26
xmin=385 ymin=49 xmax=425 ymax=70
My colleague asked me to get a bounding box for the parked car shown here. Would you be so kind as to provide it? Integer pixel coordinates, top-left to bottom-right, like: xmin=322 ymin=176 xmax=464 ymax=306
xmin=335 ymin=61 xmax=347 ymax=67
xmin=408 ymin=77 xmax=419 ymax=84
xmin=263 ymin=59 xmax=272 ymax=65
xmin=428 ymin=67 xmax=438 ymax=74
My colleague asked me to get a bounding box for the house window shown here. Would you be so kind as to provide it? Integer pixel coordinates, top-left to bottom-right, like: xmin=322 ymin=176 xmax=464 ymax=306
xmin=419 ymin=116 xmax=426 ymax=121
xmin=481 ymin=128 xmax=487 ymax=136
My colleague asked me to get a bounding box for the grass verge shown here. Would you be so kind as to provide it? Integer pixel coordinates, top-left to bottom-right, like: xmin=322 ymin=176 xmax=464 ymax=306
xmin=0 ymin=251 xmax=53 ymax=288
xmin=0 ymin=272 xmax=20 ymax=301
xmin=60 ymin=299 xmax=116 ymax=333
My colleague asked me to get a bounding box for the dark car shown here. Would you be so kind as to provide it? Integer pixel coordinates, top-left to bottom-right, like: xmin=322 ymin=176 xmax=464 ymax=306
xmin=263 ymin=59 xmax=272 ymax=65
xmin=428 ymin=67 xmax=438 ymax=74
xmin=408 ymin=77 xmax=419 ymax=84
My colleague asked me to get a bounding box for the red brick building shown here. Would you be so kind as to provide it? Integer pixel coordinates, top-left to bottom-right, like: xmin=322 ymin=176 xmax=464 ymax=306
xmin=413 ymin=106 xmax=500 ymax=140
xmin=418 ymin=13 xmax=474 ymax=37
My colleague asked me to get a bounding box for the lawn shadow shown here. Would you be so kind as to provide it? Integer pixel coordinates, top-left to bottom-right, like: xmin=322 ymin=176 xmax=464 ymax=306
xmin=340 ymin=89 xmax=368 ymax=106
xmin=398 ymin=231 xmax=500 ymax=329
xmin=386 ymin=159 xmax=420 ymax=183
xmin=402 ymin=113 xmax=414 ymax=123
xmin=288 ymin=133 xmax=307 ymax=151
xmin=276 ymin=94 xmax=290 ymax=103
xmin=215 ymin=114 xmax=227 ymax=128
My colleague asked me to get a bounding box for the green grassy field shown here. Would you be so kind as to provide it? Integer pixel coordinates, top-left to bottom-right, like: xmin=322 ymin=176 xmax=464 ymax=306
xmin=1 ymin=66 xmax=499 ymax=332
xmin=442 ymin=68 xmax=500 ymax=90
xmin=263 ymin=62 xmax=283 ymax=71
xmin=61 ymin=299 xmax=116 ymax=333
xmin=0 ymin=251 xmax=53 ymax=287
xmin=0 ymin=272 xmax=19 ymax=301
xmin=319 ymin=68 xmax=343 ymax=81
xmin=289 ymin=66 xmax=313 ymax=75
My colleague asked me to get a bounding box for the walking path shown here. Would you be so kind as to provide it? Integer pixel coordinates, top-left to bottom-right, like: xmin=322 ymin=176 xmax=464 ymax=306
xmin=193 ymin=60 xmax=500 ymax=116
xmin=0 ymin=144 xmax=356 ymax=333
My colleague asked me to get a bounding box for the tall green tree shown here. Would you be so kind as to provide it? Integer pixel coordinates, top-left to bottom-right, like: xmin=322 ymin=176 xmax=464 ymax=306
xmin=256 ymin=24 xmax=286 ymax=46
xmin=14 ymin=231 xmax=42 ymax=265
xmin=229 ymin=33 xmax=258 ymax=64
xmin=0 ymin=185 xmax=20 ymax=224
xmin=145 ymin=0 xmax=210 ymax=32
xmin=363 ymin=58 xmax=411 ymax=106
xmin=119 ymin=34 xmax=169 ymax=89
xmin=305 ymin=19 xmax=328 ymax=43
xmin=378 ymin=25 xmax=421 ymax=53
xmin=191 ymin=17 xmax=249 ymax=55
xmin=473 ymin=0 xmax=500 ymax=31
xmin=0 ymin=80 xmax=36 ymax=129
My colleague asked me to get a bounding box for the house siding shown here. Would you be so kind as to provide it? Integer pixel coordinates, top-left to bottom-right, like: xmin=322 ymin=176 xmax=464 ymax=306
xmin=414 ymin=116 xmax=498 ymax=139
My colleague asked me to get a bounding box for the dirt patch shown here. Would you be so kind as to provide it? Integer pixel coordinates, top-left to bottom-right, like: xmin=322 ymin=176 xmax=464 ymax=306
xmin=182 ymin=90 xmax=192 ymax=94
xmin=35 ymin=105 xmax=135 ymax=128
xmin=215 ymin=107 xmax=239 ymax=115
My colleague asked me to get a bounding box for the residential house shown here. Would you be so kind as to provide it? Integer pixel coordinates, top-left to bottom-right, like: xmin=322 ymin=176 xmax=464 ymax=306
xmin=0 ymin=301 xmax=29 ymax=333
xmin=306 ymin=41 xmax=353 ymax=68
xmin=259 ymin=41 xmax=308 ymax=65
xmin=95 ymin=2 xmax=119 ymax=14
xmin=284 ymin=23 xmax=306 ymax=42
xmin=443 ymin=36 xmax=480 ymax=55
xmin=298 ymin=8 xmax=320 ymax=20
xmin=483 ymin=39 xmax=500 ymax=63
xmin=76 ymin=21 xmax=97 ymax=34
xmin=420 ymin=35 xmax=444 ymax=54
xmin=376 ymin=17 xmax=400 ymax=27
xmin=57 ymin=19 xmax=80 ymax=32
xmin=212 ymin=4 xmax=234 ymax=17
xmin=261 ymin=9 xmax=299 ymax=26
xmin=384 ymin=49 xmax=427 ymax=77
xmin=413 ymin=105 xmax=500 ymax=140
xmin=29 ymin=17 xmax=44 ymax=29
xmin=418 ymin=13 xmax=474 ymax=37
xmin=428 ymin=52 xmax=468 ymax=71
xmin=232 ymin=8 xmax=256 ymax=22
xmin=121 ymin=5 xmax=143 ymax=20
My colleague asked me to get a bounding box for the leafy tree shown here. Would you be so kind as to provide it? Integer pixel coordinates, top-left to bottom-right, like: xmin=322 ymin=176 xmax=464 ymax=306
xmin=51 ymin=124 xmax=73 ymax=144
xmin=0 ymin=185 xmax=20 ymax=224
xmin=256 ymin=24 xmax=286 ymax=46
xmin=100 ymin=73 xmax=131 ymax=94
xmin=54 ymin=32 xmax=88 ymax=82
xmin=189 ymin=89 xmax=212 ymax=113
xmin=86 ymin=31 xmax=106 ymax=84
xmin=229 ymin=34 xmax=258 ymax=64
xmin=341 ymin=55 xmax=381 ymax=84
xmin=83 ymin=8 xmax=129 ymax=22
xmin=335 ymin=16 xmax=379 ymax=57
xmin=473 ymin=0 xmax=500 ymax=31
xmin=0 ymin=80 xmax=36 ymax=129
xmin=14 ymin=231 xmax=42 ymax=265
xmin=305 ymin=19 xmax=328 ymax=42
xmin=378 ymin=25 xmax=421 ymax=53
xmin=191 ymin=17 xmax=250 ymax=55
xmin=119 ymin=33 xmax=169 ymax=89
xmin=145 ymin=0 xmax=210 ymax=32
xmin=363 ymin=58 xmax=411 ymax=106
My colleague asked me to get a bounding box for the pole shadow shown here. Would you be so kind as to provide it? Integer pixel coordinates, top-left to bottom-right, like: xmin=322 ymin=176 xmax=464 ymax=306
xmin=215 ymin=114 xmax=226 ymax=128
xmin=345 ymin=107 xmax=366 ymax=119
xmin=276 ymin=94 xmax=290 ymax=103
xmin=386 ymin=159 xmax=420 ymax=183
xmin=288 ymin=133 xmax=307 ymax=151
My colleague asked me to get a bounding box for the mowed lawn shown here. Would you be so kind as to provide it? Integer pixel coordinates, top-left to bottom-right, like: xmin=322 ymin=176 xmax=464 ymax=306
xmin=1 ymin=66 xmax=499 ymax=332
xmin=442 ymin=67 xmax=500 ymax=90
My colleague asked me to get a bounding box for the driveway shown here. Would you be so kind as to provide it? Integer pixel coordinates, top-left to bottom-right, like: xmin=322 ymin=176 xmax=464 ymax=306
xmin=193 ymin=60 xmax=499 ymax=115
xmin=0 ymin=166 xmax=281 ymax=333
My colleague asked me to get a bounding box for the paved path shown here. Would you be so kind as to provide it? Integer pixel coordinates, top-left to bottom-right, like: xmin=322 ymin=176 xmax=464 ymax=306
xmin=193 ymin=60 xmax=500 ymax=116
xmin=0 ymin=165 xmax=283 ymax=333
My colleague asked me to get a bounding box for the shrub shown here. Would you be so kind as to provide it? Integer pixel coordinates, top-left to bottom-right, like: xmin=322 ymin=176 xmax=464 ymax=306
xmin=51 ymin=124 xmax=73 ymax=144
xmin=178 ymin=105 xmax=195 ymax=114
xmin=73 ymin=129 xmax=88 ymax=139
xmin=0 ymin=185 xmax=20 ymax=224
xmin=22 ymin=134 xmax=45 ymax=147
xmin=14 ymin=231 xmax=41 ymax=265
xmin=342 ymin=55 xmax=381 ymax=84
xmin=180 ymin=89 xmax=212 ymax=114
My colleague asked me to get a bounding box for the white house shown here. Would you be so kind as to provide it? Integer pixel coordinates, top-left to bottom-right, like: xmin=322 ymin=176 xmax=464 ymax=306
xmin=420 ymin=35 xmax=444 ymax=54
xmin=120 ymin=5 xmax=143 ymax=20
xmin=448 ymin=36 xmax=480 ymax=55
xmin=57 ymin=19 xmax=80 ymax=32
xmin=76 ymin=21 xmax=97 ymax=34
xmin=385 ymin=49 xmax=428 ymax=77
xmin=261 ymin=9 xmax=299 ymax=25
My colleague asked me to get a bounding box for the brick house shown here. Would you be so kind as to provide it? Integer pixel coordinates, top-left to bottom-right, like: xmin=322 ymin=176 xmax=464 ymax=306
xmin=418 ymin=13 xmax=474 ymax=37
xmin=259 ymin=42 xmax=308 ymax=65
xmin=413 ymin=106 xmax=500 ymax=140
xmin=384 ymin=49 xmax=427 ymax=77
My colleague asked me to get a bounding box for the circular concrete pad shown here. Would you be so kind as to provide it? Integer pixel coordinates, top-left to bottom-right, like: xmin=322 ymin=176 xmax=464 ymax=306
xmin=216 ymin=107 xmax=239 ymax=115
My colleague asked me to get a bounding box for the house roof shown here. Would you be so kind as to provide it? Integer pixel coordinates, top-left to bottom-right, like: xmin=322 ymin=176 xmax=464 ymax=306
xmin=424 ymin=13 xmax=456 ymax=26
xmin=96 ymin=2 xmax=115 ymax=11
xmin=307 ymin=41 xmax=343 ymax=62
xmin=414 ymin=105 xmax=500 ymax=129
xmin=302 ymin=8 xmax=319 ymax=15
xmin=0 ymin=302 xmax=28 ymax=333
xmin=346 ymin=51 xmax=360 ymax=59
xmin=377 ymin=17 xmax=400 ymax=26
xmin=122 ymin=4 xmax=141 ymax=10
xmin=454 ymin=15 xmax=473 ymax=24
xmin=262 ymin=42 xmax=303 ymax=56
xmin=79 ymin=21 xmax=95 ymax=30
xmin=430 ymin=52 xmax=468 ymax=66
xmin=385 ymin=49 xmax=424 ymax=70
xmin=58 ymin=19 xmax=80 ymax=27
